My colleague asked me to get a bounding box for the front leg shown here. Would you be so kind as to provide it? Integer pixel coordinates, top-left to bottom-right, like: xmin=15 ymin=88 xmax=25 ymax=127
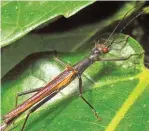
xmin=98 ymin=53 xmax=142 ymax=62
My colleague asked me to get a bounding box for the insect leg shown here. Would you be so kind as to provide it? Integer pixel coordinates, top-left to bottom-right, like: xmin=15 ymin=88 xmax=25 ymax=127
xmin=110 ymin=36 xmax=129 ymax=50
xmin=53 ymin=50 xmax=74 ymax=69
xmin=52 ymin=50 xmax=68 ymax=67
xmin=77 ymin=74 xmax=101 ymax=121
xmin=15 ymin=87 xmax=43 ymax=108
xmin=98 ymin=53 xmax=142 ymax=62
xmin=20 ymin=90 xmax=59 ymax=131
xmin=53 ymin=57 xmax=68 ymax=67
xmin=13 ymin=87 xmax=43 ymax=125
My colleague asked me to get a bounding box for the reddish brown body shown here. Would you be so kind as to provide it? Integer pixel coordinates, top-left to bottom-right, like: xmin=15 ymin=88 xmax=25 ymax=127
xmin=1 ymin=44 xmax=108 ymax=130
xmin=3 ymin=68 xmax=77 ymax=123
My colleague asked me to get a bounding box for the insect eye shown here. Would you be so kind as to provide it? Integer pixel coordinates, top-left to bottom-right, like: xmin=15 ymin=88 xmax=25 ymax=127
xmin=103 ymin=47 xmax=109 ymax=53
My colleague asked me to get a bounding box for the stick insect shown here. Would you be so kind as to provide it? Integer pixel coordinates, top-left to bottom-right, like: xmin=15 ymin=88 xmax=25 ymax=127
xmin=1 ymin=2 xmax=148 ymax=131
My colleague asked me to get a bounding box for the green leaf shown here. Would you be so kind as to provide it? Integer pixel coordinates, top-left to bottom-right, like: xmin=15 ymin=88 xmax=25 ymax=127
xmin=143 ymin=6 xmax=149 ymax=14
xmin=1 ymin=1 xmax=94 ymax=47
xmin=1 ymin=34 xmax=149 ymax=131
xmin=1 ymin=1 xmax=141 ymax=77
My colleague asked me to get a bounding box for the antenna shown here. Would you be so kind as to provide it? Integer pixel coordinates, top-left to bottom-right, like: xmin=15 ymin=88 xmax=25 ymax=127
xmin=108 ymin=8 xmax=148 ymax=48
xmin=103 ymin=2 xmax=144 ymax=47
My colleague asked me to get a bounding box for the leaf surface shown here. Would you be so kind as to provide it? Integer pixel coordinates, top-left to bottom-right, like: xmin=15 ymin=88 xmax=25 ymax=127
xmin=1 ymin=1 xmax=94 ymax=47
xmin=1 ymin=34 xmax=149 ymax=131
